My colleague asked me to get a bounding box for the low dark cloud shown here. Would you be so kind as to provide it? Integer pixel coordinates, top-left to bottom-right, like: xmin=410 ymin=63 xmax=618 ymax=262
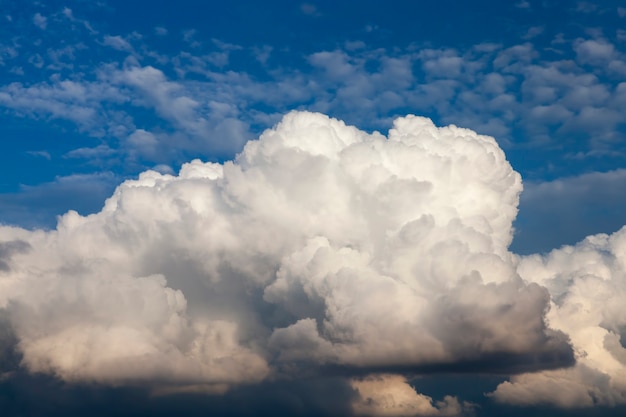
xmin=0 ymin=372 xmax=355 ymax=417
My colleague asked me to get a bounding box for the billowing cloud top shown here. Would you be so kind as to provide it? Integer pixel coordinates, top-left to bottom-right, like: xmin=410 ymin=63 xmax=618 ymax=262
xmin=1 ymin=111 xmax=625 ymax=414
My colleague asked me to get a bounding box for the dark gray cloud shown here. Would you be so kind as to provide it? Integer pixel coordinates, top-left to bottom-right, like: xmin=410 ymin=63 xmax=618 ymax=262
xmin=0 ymin=373 xmax=356 ymax=417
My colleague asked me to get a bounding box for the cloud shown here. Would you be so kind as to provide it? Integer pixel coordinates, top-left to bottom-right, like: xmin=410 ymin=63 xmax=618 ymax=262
xmin=575 ymin=39 xmax=615 ymax=65
xmin=420 ymin=50 xmax=464 ymax=79
xmin=522 ymin=26 xmax=544 ymax=40
xmin=574 ymin=2 xmax=600 ymax=14
xmin=0 ymin=62 xmax=254 ymax=168
xmin=108 ymin=65 xmax=250 ymax=155
xmin=32 ymin=13 xmax=47 ymax=30
xmin=491 ymin=224 xmax=626 ymax=407
xmin=102 ymin=35 xmax=134 ymax=53
xmin=3 ymin=23 xmax=626 ymax=179
xmin=0 ymin=372 xmax=357 ymax=417
xmin=0 ymin=240 xmax=30 ymax=272
xmin=0 ymin=78 xmax=128 ymax=133
xmin=2 ymin=3 xmax=626 ymax=413
xmin=0 ymin=112 xmax=573 ymax=407
xmin=351 ymin=374 xmax=472 ymax=416
xmin=300 ymin=3 xmax=321 ymax=17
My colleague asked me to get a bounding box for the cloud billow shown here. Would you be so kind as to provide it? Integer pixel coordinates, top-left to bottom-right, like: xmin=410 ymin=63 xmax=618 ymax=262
xmin=2 ymin=111 xmax=618 ymax=415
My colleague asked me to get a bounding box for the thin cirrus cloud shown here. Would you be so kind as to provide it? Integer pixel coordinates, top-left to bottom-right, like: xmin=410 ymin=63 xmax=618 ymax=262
xmin=3 ymin=111 xmax=626 ymax=415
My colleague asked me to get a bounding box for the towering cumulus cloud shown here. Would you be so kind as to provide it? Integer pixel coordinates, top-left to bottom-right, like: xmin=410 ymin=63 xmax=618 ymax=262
xmin=3 ymin=110 xmax=616 ymax=415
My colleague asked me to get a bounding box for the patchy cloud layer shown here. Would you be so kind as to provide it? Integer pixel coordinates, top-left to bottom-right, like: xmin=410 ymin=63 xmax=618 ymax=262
xmin=1 ymin=111 xmax=623 ymax=414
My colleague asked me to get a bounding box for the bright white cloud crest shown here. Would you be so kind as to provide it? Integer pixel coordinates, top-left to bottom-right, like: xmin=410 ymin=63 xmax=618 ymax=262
xmin=0 ymin=111 xmax=624 ymax=413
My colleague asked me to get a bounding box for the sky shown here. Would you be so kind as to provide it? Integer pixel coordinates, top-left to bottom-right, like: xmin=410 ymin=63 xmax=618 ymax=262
xmin=1 ymin=1 xmax=626 ymax=416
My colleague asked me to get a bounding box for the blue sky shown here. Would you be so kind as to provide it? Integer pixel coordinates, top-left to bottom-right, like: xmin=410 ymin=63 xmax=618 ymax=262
xmin=1 ymin=0 xmax=626 ymax=252
xmin=2 ymin=2 xmax=626 ymax=416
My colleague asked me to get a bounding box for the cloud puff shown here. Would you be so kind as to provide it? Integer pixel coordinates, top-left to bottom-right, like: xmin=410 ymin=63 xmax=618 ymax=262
xmin=491 ymin=226 xmax=626 ymax=407
xmin=350 ymin=374 xmax=471 ymax=416
xmin=0 ymin=112 xmax=572 ymax=410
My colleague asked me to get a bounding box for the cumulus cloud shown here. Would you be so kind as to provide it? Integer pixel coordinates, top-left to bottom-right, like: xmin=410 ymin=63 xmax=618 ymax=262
xmin=102 ymin=35 xmax=134 ymax=53
xmin=491 ymin=226 xmax=626 ymax=407
xmin=351 ymin=374 xmax=472 ymax=416
xmin=32 ymin=13 xmax=47 ymax=30
xmin=575 ymin=39 xmax=615 ymax=66
xmin=0 ymin=112 xmax=573 ymax=408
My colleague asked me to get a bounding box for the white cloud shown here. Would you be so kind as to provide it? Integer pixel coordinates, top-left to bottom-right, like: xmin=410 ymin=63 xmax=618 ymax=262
xmin=351 ymin=374 xmax=471 ymax=416
xmin=3 ymin=29 xmax=626 ymax=170
xmin=492 ymin=224 xmax=626 ymax=407
xmin=32 ymin=13 xmax=47 ymax=30
xmin=65 ymin=144 xmax=117 ymax=160
xmin=529 ymin=103 xmax=573 ymax=124
xmin=2 ymin=4 xmax=626 ymax=411
xmin=0 ymin=43 xmax=19 ymax=66
xmin=522 ymin=26 xmax=544 ymax=40
xmin=421 ymin=52 xmax=464 ymax=78
xmin=308 ymin=50 xmax=357 ymax=81
xmin=107 ymin=65 xmax=249 ymax=153
xmin=62 ymin=7 xmax=73 ymax=20
xmin=102 ymin=35 xmax=134 ymax=53
xmin=574 ymin=1 xmax=599 ymax=14
xmin=0 ymin=78 xmax=127 ymax=131
xmin=26 ymin=150 xmax=51 ymax=160
xmin=575 ymin=39 xmax=616 ymax=65
xmin=493 ymin=43 xmax=537 ymax=71
xmin=300 ymin=3 xmax=321 ymax=17
xmin=127 ymin=129 xmax=158 ymax=156
xmin=0 ymin=112 xmax=570 ymax=395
